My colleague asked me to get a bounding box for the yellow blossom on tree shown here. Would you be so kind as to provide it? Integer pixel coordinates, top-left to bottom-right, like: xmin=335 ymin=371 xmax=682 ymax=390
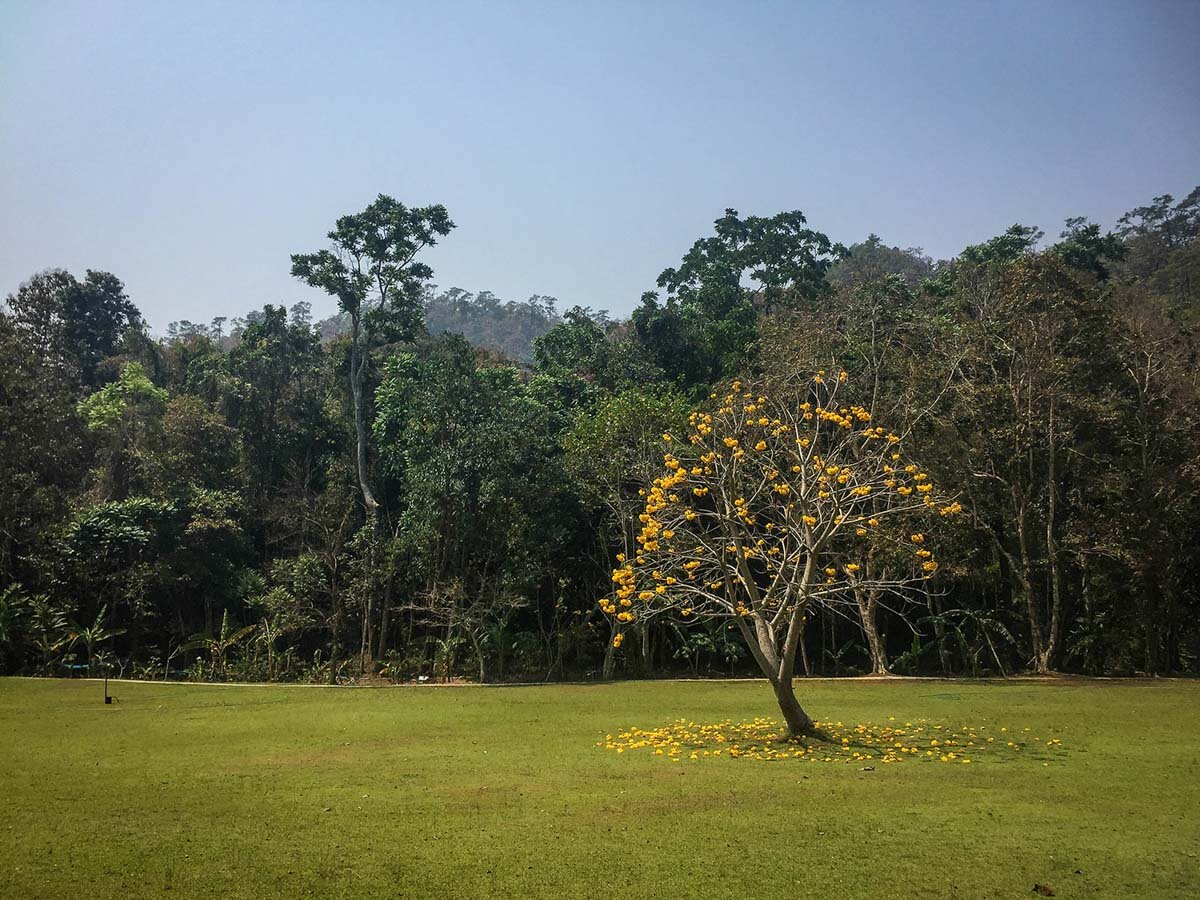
xmin=599 ymin=372 xmax=959 ymax=735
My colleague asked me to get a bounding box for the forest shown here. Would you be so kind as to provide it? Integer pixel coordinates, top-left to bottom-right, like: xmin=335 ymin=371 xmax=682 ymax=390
xmin=1 ymin=188 xmax=1197 ymax=683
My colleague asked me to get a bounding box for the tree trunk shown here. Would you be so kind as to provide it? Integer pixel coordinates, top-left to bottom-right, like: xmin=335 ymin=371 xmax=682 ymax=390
xmin=640 ymin=623 xmax=653 ymax=676
xmin=349 ymin=342 xmax=378 ymax=511
xmin=1017 ymin=506 xmax=1051 ymax=674
xmin=377 ymin=570 xmax=392 ymax=660
xmin=730 ymin=606 xmax=816 ymax=737
xmin=855 ymin=587 xmax=890 ymax=675
xmin=601 ymin=637 xmax=616 ymax=679
xmin=469 ymin=631 xmax=486 ymax=683
xmin=772 ymin=677 xmax=815 ymax=737
xmin=924 ymin=592 xmax=951 ymax=675
xmin=1043 ymin=402 xmax=1062 ymax=670
xmin=773 ymin=606 xmax=817 ymax=736
xmin=798 ymin=619 xmax=812 ymax=677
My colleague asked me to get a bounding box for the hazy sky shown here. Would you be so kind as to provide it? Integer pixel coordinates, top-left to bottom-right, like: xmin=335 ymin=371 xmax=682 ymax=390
xmin=2 ymin=1 xmax=1197 ymax=330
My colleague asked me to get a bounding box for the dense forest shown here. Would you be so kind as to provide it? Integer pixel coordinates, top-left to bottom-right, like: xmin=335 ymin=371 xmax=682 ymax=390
xmin=1 ymin=188 xmax=1197 ymax=683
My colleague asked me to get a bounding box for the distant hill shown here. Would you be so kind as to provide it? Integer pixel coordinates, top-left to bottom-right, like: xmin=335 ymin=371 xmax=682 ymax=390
xmin=313 ymin=288 xmax=563 ymax=362
xmin=423 ymin=289 xmax=562 ymax=361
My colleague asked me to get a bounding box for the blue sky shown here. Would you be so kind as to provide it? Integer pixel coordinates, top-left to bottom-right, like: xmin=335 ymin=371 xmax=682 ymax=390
xmin=2 ymin=0 xmax=1197 ymax=330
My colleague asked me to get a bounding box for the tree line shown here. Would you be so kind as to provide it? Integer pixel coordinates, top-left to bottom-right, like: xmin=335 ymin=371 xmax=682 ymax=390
xmin=1 ymin=188 xmax=1197 ymax=682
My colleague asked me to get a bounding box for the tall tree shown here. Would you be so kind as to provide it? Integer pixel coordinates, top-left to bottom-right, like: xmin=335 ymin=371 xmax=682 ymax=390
xmin=635 ymin=209 xmax=845 ymax=387
xmin=0 ymin=313 xmax=89 ymax=588
xmin=291 ymin=195 xmax=454 ymax=511
xmin=4 ymin=269 xmax=143 ymax=387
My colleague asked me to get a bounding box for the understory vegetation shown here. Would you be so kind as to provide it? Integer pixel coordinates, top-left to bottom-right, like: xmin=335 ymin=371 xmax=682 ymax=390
xmin=1 ymin=189 xmax=1198 ymax=682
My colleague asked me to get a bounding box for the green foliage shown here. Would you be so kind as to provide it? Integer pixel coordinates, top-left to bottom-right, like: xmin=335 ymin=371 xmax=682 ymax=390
xmin=290 ymin=194 xmax=454 ymax=340
xmin=2 ymin=185 xmax=1199 ymax=681
xmin=562 ymin=387 xmax=689 ymax=539
xmin=0 ymin=585 xmax=31 ymax=672
xmin=1053 ymin=218 xmax=1127 ymax=280
xmin=375 ymin=335 xmax=582 ymax=600
xmin=77 ymin=362 xmax=168 ymax=431
xmin=657 ymin=208 xmax=846 ymax=311
xmin=67 ymin=604 xmax=126 ymax=669
xmin=4 ymin=269 xmax=143 ymax=386
xmin=635 ymin=208 xmax=845 ymax=386
xmin=925 ymin=223 xmax=1042 ymax=296
xmin=291 ymin=194 xmax=455 ymax=511
xmin=182 ymin=608 xmax=257 ymax=679
xmin=62 ymin=496 xmax=177 ymax=562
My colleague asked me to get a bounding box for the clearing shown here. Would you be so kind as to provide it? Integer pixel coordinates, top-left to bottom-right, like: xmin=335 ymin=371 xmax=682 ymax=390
xmin=1 ymin=677 xmax=1197 ymax=897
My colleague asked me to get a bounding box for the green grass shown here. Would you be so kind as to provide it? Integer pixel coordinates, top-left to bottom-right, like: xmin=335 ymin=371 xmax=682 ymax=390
xmin=2 ymin=677 xmax=1198 ymax=898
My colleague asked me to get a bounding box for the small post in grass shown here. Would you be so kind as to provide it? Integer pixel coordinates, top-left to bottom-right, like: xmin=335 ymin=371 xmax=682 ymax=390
xmin=103 ymin=660 xmax=112 ymax=705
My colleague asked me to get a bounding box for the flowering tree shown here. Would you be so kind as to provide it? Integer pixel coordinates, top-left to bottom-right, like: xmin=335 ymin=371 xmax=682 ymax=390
xmin=601 ymin=372 xmax=960 ymax=735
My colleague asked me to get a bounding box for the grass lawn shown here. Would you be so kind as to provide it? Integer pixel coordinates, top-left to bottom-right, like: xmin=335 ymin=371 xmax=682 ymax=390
xmin=2 ymin=677 xmax=1198 ymax=898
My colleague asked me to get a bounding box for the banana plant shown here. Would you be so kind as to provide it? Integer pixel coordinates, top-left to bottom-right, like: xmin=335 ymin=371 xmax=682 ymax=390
xmin=183 ymin=609 xmax=256 ymax=679
xmin=26 ymin=594 xmax=73 ymax=674
xmin=256 ymin=615 xmax=296 ymax=680
xmin=68 ymin=605 xmax=126 ymax=673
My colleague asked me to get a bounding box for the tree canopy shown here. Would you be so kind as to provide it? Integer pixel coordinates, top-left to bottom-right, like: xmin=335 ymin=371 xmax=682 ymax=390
xmin=2 ymin=187 xmax=1198 ymax=687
